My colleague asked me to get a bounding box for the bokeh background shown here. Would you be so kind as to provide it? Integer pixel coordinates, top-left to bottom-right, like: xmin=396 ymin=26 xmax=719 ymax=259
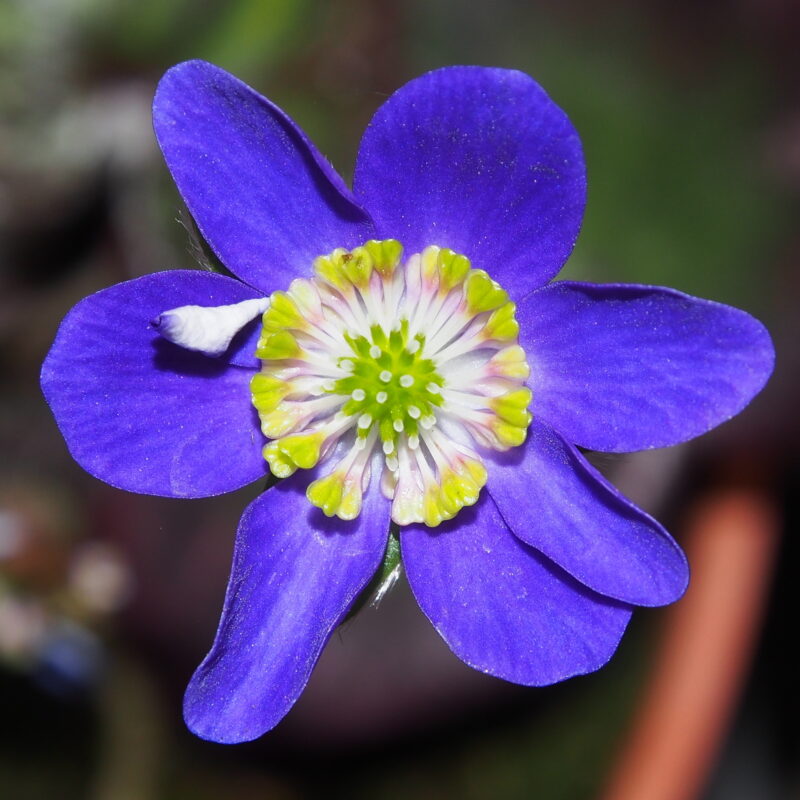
xmin=1 ymin=1 xmax=798 ymax=798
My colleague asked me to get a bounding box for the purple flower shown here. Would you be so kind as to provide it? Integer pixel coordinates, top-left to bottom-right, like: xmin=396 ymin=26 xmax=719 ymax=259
xmin=41 ymin=61 xmax=774 ymax=743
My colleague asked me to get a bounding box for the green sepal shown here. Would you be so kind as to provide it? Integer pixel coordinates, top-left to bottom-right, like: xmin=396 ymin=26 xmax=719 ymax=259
xmin=343 ymin=524 xmax=401 ymax=622
xmin=178 ymin=207 xmax=234 ymax=277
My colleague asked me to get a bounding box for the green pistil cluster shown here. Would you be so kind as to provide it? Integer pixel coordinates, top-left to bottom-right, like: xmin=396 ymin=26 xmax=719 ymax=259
xmin=335 ymin=320 xmax=443 ymax=452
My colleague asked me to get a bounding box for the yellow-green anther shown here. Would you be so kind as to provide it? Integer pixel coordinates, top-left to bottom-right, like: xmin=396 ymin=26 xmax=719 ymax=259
xmin=483 ymin=301 xmax=520 ymax=342
xmin=306 ymin=470 xmax=362 ymax=520
xmin=255 ymin=330 xmax=302 ymax=360
xmin=258 ymin=402 xmax=309 ymax=438
xmin=438 ymin=249 xmax=471 ymax=292
xmin=342 ymin=247 xmax=373 ymax=288
xmin=251 ymin=373 xmax=290 ymax=414
xmin=307 ymin=471 xmax=343 ymax=516
xmin=436 ymin=479 xmax=460 ymax=517
xmin=262 ymin=291 xmax=305 ymax=332
xmin=464 ymin=458 xmax=488 ymax=487
xmin=313 ymin=252 xmax=350 ymax=292
xmin=465 ymin=269 xmax=509 ymax=314
xmin=263 ymin=441 xmax=298 ymax=478
xmin=490 ymin=388 xmax=533 ymax=428
xmin=447 ymin=472 xmax=478 ymax=507
xmin=286 ymin=278 xmax=321 ymax=316
xmin=420 ymin=246 xmax=440 ymax=281
xmin=277 ymin=431 xmax=325 ymax=470
xmin=489 ymin=345 xmax=531 ymax=379
xmin=423 ymin=486 xmax=444 ymax=527
xmin=491 ymin=419 xmax=529 ymax=448
xmin=364 ymin=239 xmax=403 ymax=278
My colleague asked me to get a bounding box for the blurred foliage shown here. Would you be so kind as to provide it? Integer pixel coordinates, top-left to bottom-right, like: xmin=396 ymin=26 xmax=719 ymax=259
xmin=83 ymin=0 xmax=312 ymax=80
xmin=340 ymin=627 xmax=650 ymax=800
xmin=410 ymin=3 xmax=789 ymax=312
xmin=535 ymin=41 xmax=786 ymax=313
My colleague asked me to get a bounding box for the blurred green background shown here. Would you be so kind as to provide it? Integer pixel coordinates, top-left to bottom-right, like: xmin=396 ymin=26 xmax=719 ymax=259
xmin=1 ymin=1 xmax=797 ymax=798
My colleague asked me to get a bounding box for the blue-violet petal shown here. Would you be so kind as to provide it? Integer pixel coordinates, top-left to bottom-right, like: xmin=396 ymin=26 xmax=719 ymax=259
xmin=487 ymin=418 xmax=689 ymax=607
xmin=153 ymin=60 xmax=375 ymax=294
xmin=401 ymin=493 xmax=632 ymax=686
xmin=184 ymin=478 xmax=388 ymax=743
xmin=519 ymin=281 xmax=775 ymax=452
xmin=41 ymin=271 xmax=266 ymax=498
xmin=353 ymin=66 xmax=586 ymax=298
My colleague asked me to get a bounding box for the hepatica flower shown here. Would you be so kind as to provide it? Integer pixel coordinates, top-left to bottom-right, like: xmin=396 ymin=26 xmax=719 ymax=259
xmin=41 ymin=61 xmax=774 ymax=743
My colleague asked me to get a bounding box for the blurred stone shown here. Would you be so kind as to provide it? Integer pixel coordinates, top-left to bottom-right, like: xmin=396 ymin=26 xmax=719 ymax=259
xmin=69 ymin=541 xmax=134 ymax=616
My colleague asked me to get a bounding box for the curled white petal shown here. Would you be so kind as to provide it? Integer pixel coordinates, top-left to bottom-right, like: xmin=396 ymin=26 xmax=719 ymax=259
xmin=153 ymin=297 xmax=270 ymax=357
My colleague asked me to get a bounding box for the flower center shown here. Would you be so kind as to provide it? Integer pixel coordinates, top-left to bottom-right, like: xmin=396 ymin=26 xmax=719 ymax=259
xmin=251 ymin=240 xmax=532 ymax=526
xmin=333 ymin=320 xmax=443 ymax=455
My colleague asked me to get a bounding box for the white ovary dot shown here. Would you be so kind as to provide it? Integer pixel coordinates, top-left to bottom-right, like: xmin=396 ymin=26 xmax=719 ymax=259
xmin=351 ymin=388 xmax=366 ymax=401
xmin=399 ymin=374 xmax=414 ymax=388
xmin=379 ymin=370 xmax=392 ymax=383
xmin=358 ymin=413 xmax=373 ymax=429
xmin=376 ymin=391 xmax=388 ymax=404
xmin=369 ymin=345 xmax=381 ymax=359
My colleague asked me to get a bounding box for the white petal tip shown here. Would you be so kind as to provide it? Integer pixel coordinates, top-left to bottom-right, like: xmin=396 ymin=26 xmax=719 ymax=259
xmin=154 ymin=297 xmax=268 ymax=357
